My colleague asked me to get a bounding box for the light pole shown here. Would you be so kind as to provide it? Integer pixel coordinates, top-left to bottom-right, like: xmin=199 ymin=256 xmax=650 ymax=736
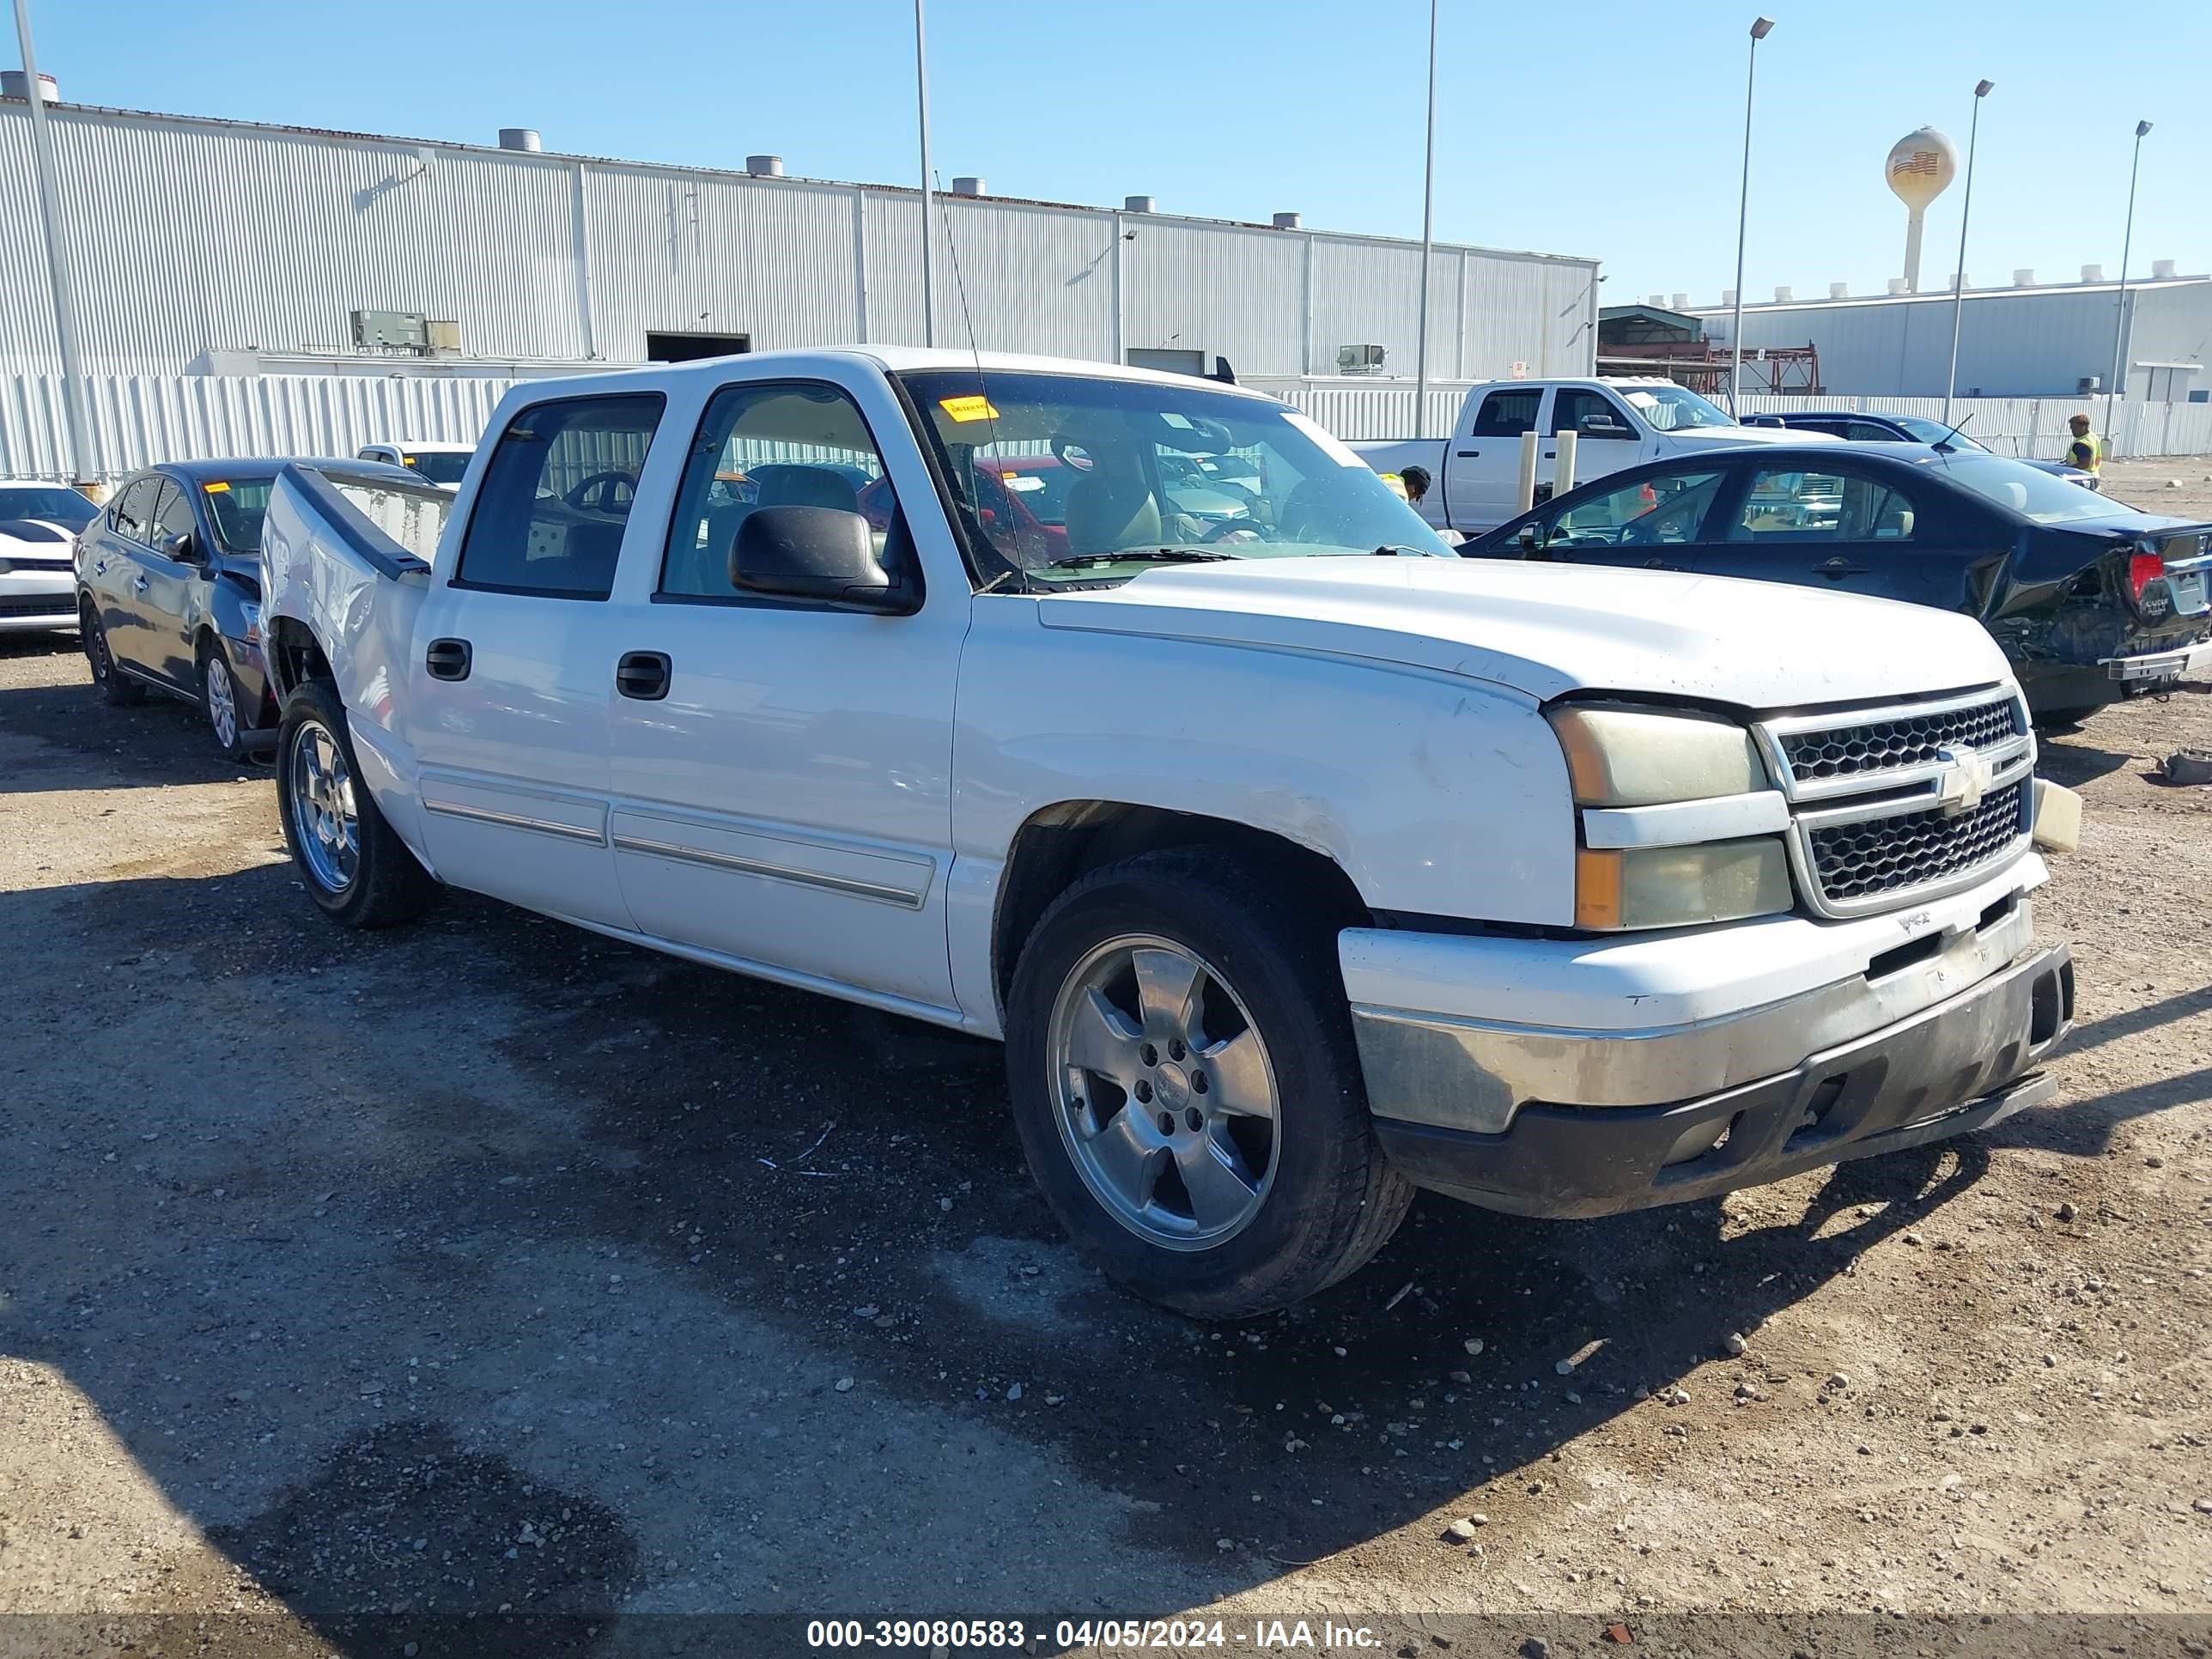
xmin=1941 ymin=79 xmax=1993 ymax=429
xmin=1413 ymin=0 xmax=1438 ymax=435
xmin=914 ymin=0 xmax=935 ymax=347
xmin=11 ymin=0 xmax=93 ymax=486
xmin=1727 ymin=16 xmax=1774 ymax=416
xmin=2104 ymin=118 xmax=2151 ymax=449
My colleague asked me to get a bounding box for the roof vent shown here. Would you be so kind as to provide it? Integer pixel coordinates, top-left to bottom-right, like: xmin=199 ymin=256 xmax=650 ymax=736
xmin=1887 ymin=277 xmax=1910 ymax=295
xmin=1272 ymin=211 xmax=1302 ymax=229
xmin=1 ymin=70 xmax=58 ymax=101
xmin=1950 ymin=271 xmax=1969 ymax=289
xmin=2014 ymin=268 xmax=2036 ymax=286
xmin=746 ymin=155 xmax=785 ymax=178
xmin=951 ymin=176 xmax=986 ymax=197
xmin=1829 ymin=282 xmax=1849 ymax=299
xmin=2081 ymin=264 xmax=2103 ymax=283
xmin=1772 ymin=285 xmax=1793 ymax=303
xmin=497 ymin=128 xmax=541 ymax=152
xmin=1670 ymin=292 xmax=1689 ymax=310
xmin=1124 ymin=194 xmax=1156 ymax=214
xmin=1721 ymin=288 xmax=1736 ymax=306
xmin=2153 ymin=258 xmax=2177 ymax=279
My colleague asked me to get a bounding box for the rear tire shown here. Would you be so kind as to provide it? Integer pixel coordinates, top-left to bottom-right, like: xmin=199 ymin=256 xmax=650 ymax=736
xmin=275 ymin=678 xmax=439 ymax=929
xmin=1004 ymin=847 xmax=1413 ymax=1318
xmin=82 ymin=599 xmax=144 ymax=706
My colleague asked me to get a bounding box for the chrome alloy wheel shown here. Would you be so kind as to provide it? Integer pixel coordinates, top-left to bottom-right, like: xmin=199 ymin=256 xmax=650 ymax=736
xmin=1046 ymin=934 xmax=1281 ymax=1250
xmin=289 ymin=720 xmax=359 ymax=894
xmin=204 ymin=653 xmax=239 ymax=750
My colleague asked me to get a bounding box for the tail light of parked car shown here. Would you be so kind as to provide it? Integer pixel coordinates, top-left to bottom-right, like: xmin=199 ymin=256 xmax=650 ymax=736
xmin=2129 ymin=544 xmax=2166 ymax=607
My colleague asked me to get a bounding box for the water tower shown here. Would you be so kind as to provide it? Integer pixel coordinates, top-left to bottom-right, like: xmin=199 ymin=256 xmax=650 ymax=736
xmin=1885 ymin=126 xmax=1958 ymax=293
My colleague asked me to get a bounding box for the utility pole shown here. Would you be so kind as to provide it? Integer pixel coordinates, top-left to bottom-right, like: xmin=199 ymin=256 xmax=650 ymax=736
xmin=12 ymin=0 xmax=94 ymax=486
xmin=1727 ymin=17 xmax=1774 ymax=416
xmin=1941 ymin=79 xmax=1993 ymax=428
xmin=1413 ymin=0 xmax=1437 ymax=434
xmin=2104 ymin=119 xmax=2150 ymax=449
xmin=914 ymin=0 xmax=935 ymax=348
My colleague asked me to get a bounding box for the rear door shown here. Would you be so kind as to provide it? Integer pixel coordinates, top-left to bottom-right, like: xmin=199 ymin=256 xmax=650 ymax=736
xmin=403 ymin=389 xmax=667 ymax=929
xmin=1444 ymin=386 xmax=1547 ymax=532
xmin=95 ymin=476 xmax=165 ymax=676
xmin=1687 ymin=461 xmax=1963 ymax=611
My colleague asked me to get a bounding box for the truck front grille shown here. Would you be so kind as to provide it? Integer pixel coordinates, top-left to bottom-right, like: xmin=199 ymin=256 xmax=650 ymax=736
xmin=1778 ymin=694 xmax=2023 ymax=785
xmin=1757 ymin=688 xmax=2035 ymax=920
xmin=1808 ymin=780 xmax=2029 ymax=905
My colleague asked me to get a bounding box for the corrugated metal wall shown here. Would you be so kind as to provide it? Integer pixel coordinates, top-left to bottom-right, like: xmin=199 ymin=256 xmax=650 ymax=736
xmin=1701 ymin=282 xmax=2211 ymax=401
xmin=0 ymin=101 xmax=1595 ymax=388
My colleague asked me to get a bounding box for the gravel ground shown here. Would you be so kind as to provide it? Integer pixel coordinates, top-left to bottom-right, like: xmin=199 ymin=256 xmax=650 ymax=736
xmin=2 ymin=459 xmax=2209 ymax=1657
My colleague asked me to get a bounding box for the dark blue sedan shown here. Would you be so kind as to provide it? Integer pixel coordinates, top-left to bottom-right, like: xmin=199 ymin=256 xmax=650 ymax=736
xmin=1749 ymin=410 xmax=2100 ymax=490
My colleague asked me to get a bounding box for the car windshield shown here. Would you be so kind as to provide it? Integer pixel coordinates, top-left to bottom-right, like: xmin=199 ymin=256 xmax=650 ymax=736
xmin=1614 ymin=385 xmax=1737 ymax=432
xmin=203 ymin=479 xmax=275 ymax=553
xmin=403 ymin=450 xmax=472 ymax=486
xmin=0 ymin=484 xmax=97 ymax=528
xmin=1893 ymin=416 xmax=1990 ymax=452
xmin=898 ymin=370 xmax=1452 ymax=580
xmin=1936 ymin=453 xmax=2136 ymax=526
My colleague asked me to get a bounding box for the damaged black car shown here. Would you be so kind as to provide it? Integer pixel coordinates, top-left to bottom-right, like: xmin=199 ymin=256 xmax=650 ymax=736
xmin=1461 ymin=441 xmax=2210 ymax=720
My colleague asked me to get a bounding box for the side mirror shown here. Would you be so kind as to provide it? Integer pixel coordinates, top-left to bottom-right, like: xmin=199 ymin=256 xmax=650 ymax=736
xmin=1577 ymin=415 xmax=1632 ymax=439
xmin=1516 ymin=521 xmax=1545 ymax=555
xmin=731 ymin=505 xmax=917 ymax=614
xmin=164 ymin=530 xmax=205 ymax=565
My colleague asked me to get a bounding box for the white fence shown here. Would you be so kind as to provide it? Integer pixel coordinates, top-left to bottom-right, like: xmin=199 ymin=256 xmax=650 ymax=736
xmin=6 ymin=370 xmax=2209 ymax=483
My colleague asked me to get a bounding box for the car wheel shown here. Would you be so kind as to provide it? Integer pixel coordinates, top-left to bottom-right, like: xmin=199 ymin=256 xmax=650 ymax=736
xmin=81 ymin=599 xmax=144 ymax=706
xmin=275 ymin=678 xmax=439 ymax=929
xmin=1004 ymin=847 xmax=1413 ymax=1318
xmin=198 ymin=638 xmax=252 ymax=761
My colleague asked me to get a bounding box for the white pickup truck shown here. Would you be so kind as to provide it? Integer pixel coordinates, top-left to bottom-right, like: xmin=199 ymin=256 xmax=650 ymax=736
xmin=1355 ymin=376 xmax=1832 ymax=537
xmin=258 ymin=347 xmax=2075 ymax=1317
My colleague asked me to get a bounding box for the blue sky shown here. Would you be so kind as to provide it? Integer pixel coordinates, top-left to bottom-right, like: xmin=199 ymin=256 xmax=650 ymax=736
xmin=23 ymin=0 xmax=2209 ymax=306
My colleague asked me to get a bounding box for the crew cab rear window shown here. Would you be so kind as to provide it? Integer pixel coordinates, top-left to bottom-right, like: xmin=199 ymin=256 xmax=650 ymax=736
xmin=1470 ymin=389 xmax=1540 ymax=438
xmin=454 ymin=393 xmax=665 ymax=599
xmin=659 ymin=380 xmax=899 ymax=601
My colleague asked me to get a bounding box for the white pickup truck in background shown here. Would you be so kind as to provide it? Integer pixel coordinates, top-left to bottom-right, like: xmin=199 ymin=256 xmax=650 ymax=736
xmin=257 ymin=347 xmax=2075 ymax=1318
xmin=1354 ymin=376 xmax=1833 ymax=537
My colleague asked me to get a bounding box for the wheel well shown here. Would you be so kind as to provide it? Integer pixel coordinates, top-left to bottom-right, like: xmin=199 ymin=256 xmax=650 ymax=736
xmin=266 ymin=616 xmax=334 ymax=702
xmin=991 ymin=804 xmax=1370 ymax=1010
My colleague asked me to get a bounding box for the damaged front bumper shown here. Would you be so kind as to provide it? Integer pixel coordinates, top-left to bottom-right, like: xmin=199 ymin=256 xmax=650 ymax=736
xmin=1345 ymin=861 xmax=2074 ymax=1218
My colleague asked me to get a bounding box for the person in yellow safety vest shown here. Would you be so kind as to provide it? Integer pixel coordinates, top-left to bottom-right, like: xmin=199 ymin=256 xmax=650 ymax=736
xmin=2063 ymin=413 xmax=2104 ymax=475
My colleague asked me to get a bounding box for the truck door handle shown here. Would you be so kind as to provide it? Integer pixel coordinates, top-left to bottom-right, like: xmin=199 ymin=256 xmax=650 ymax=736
xmin=616 ymin=650 xmax=672 ymax=701
xmin=132 ymin=575 xmax=149 ymax=592
xmin=425 ymin=637 xmax=472 ymax=681
xmin=1455 ymin=448 xmax=1479 ymax=458
xmin=1542 ymin=450 xmax=1555 ymax=459
xmin=1816 ymin=558 xmax=1869 ymax=579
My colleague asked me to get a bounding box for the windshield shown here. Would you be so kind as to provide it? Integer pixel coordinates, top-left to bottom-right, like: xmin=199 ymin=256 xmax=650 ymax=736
xmin=203 ymin=479 xmax=274 ymax=553
xmin=1937 ymin=453 xmax=2138 ymax=526
xmin=0 ymin=485 xmax=97 ymax=529
xmin=899 ymin=370 xmax=1452 ymax=580
xmin=402 ymin=450 xmax=472 ymax=486
xmin=1614 ymin=384 xmax=1737 ymax=432
xmin=1893 ymin=416 xmax=1990 ymax=452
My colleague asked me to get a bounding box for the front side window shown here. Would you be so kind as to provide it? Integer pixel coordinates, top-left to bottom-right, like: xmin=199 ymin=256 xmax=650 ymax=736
xmin=899 ymin=370 xmax=1451 ymax=583
xmin=455 ymin=393 xmax=665 ymax=598
xmin=1471 ymin=389 xmax=1541 ymax=437
xmin=1551 ymin=389 xmax=1631 ymax=438
xmin=1544 ymin=469 xmax=1723 ymax=548
xmin=109 ymin=477 xmax=160 ymax=543
xmin=661 ymin=380 xmax=896 ymax=599
xmin=151 ymin=481 xmax=197 ymax=546
xmin=1616 ymin=385 xmax=1735 ymax=431
xmin=1731 ymin=469 xmax=1916 ymax=541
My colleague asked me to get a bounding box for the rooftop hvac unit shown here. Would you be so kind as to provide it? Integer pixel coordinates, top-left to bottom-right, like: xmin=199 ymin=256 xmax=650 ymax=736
xmin=2153 ymin=258 xmax=2178 ymax=278
xmin=1272 ymin=211 xmax=1302 ymax=229
xmin=1124 ymin=194 xmax=1157 ymax=214
xmin=745 ymin=155 xmax=784 ymax=177
xmin=1887 ymin=278 xmax=1910 ymax=295
xmin=1671 ymin=293 xmax=1689 ymax=310
xmin=1336 ymin=343 xmax=1387 ymax=374
xmin=425 ymin=319 xmax=462 ymax=354
xmin=2077 ymin=375 xmax=2101 ymax=394
xmin=1773 ymin=285 xmax=1793 ymax=302
xmin=2014 ymin=269 xmax=2036 ymax=286
xmin=951 ymin=176 xmax=986 ymax=197
xmin=1830 ymin=283 xmax=1850 ymax=298
xmin=498 ymin=128 xmax=541 ymax=152
xmin=2080 ymin=264 xmax=2103 ymax=283
xmin=1 ymin=70 xmax=58 ymax=101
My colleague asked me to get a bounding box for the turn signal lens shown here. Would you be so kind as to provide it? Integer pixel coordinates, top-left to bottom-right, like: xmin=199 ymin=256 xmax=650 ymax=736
xmin=1576 ymin=839 xmax=1793 ymax=931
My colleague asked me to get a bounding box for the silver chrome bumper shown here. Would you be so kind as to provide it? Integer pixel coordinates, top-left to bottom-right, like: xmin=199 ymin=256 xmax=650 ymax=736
xmin=1349 ymin=890 xmax=2040 ymax=1137
xmin=2103 ymin=639 xmax=2212 ymax=682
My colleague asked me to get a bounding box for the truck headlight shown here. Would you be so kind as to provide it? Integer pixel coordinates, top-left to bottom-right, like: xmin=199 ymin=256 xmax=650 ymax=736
xmin=1548 ymin=703 xmax=1793 ymax=930
xmin=1574 ymin=840 xmax=1793 ymax=930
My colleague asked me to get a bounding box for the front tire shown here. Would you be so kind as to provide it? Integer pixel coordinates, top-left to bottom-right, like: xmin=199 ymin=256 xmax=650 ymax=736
xmin=198 ymin=637 xmax=252 ymax=761
xmin=275 ymin=679 xmax=439 ymax=929
xmin=1004 ymin=848 xmax=1413 ymax=1318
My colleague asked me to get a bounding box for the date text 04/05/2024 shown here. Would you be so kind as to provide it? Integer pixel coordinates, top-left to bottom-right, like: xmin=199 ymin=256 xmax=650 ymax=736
xmin=805 ymin=1620 xmax=1382 ymax=1650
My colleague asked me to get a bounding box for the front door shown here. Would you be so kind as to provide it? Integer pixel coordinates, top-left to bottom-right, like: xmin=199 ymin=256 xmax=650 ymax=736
xmin=1445 ymin=386 xmax=1547 ymax=532
xmin=604 ymin=374 xmax=965 ymax=1013
xmin=1531 ymin=466 xmax=1729 ymax=574
xmin=403 ymin=389 xmax=669 ymax=931
xmin=1547 ymin=387 xmax=1643 ymax=495
xmin=130 ymin=479 xmax=204 ymax=690
xmin=1689 ymin=463 xmax=1952 ymax=610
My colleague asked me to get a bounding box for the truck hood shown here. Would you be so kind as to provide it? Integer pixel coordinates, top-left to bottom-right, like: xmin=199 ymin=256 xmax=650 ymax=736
xmin=1036 ymin=556 xmax=2014 ymax=708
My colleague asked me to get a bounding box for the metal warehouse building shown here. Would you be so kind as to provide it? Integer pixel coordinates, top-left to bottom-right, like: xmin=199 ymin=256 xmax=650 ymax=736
xmin=1694 ymin=271 xmax=2211 ymax=402
xmin=0 ymin=95 xmax=1598 ymax=386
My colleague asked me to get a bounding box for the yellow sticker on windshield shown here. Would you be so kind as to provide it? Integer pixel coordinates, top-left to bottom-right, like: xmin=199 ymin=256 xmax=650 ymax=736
xmin=203 ymin=481 xmax=231 ymax=493
xmin=939 ymin=395 xmax=1000 ymax=423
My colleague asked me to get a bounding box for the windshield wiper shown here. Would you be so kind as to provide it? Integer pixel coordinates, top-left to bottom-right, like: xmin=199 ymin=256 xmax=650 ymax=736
xmin=1040 ymin=547 xmax=1241 ymax=571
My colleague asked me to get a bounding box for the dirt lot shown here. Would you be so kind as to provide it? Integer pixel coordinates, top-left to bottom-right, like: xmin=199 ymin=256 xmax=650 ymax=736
xmin=3 ymin=459 xmax=2209 ymax=1658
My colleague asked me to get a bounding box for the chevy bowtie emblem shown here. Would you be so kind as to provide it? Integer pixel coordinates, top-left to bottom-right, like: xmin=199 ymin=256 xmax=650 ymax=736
xmin=1933 ymin=743 xmax=1995 ymax=817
